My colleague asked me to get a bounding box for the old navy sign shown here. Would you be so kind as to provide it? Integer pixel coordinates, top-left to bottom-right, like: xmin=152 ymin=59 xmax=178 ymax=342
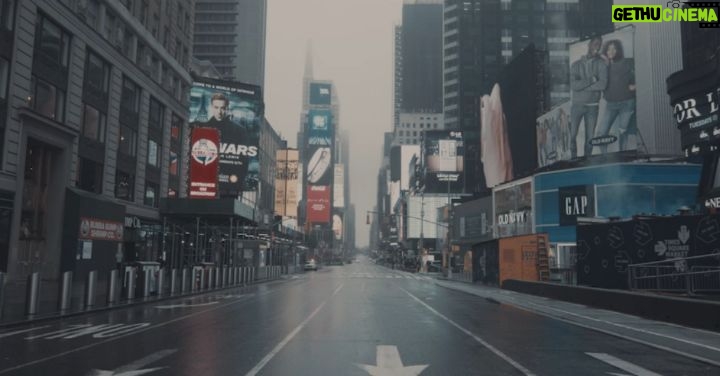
xmin=559 ymin=185 xmax=595 ymax=226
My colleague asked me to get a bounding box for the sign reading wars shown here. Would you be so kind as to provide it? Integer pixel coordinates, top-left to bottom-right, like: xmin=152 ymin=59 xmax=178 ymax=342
xmin=558 ymin=185 xmax=595 ymax=226
xmin=576 ymin=214 xmax=720 ymax=289
xmin=79 ymin=217 xmax=123 ymax=241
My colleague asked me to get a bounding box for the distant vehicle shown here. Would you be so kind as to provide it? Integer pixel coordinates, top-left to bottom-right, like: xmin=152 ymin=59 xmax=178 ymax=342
xmin=304 ymin=259 xmax=318 ymax=271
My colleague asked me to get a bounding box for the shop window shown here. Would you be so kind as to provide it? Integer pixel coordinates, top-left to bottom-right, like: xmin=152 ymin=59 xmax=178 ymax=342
xmin=81 ymin=103 xmax=105 ymax=142
xmin=30 ymin=75 xmax=65 ymax=121
xmin=77 ymin=157 xmax=103 ymax=194
xmin=144 ymin=181 xmax=158 ymax=207
xmin=115 ymin=170 xmax=134 ymax=201
xmin=118 ymin=124 xmax=137 ymax=156
xmin=147 ymin=139 xmax=160 ymax=167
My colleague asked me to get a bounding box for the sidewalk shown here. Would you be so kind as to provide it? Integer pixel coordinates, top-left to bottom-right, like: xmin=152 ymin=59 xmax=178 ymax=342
xmin=431 ymin=278 xmax=720 ymax=367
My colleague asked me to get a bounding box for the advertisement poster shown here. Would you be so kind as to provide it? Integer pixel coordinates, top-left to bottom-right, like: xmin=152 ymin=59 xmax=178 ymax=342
xmin=306 ymin=146 xmax=333 ymax=186
xmin=306 ymin=109 xmax=333 ymax=146
xmin=576 ymin=215 xmax=720 ymax=289
xmin=333 ymin=213 xmax=343 ymax=241
xmin=334 ymin=164 xmax=345 ymax=208
xmin=307 ymin=185 xmax=331 ymax=223
xmin=423 ymin=130 xmax=464 ymax=193
xmin=560 ymin=26 xmax=637 ymax=162
xmin=188 ymin=77 xmax=263 ymax=198
xmin=188 ymin=127 xmax=220 ymax=199
xmin=275 ymin=149 xmax=299 ymax=217
xmin=494 ymin=179 xmax=533 ymax=238
xmin=310 ymin=82 xmax=332 ymax=105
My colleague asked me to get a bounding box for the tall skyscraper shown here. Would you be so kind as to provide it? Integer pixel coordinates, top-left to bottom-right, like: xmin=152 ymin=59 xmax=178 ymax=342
xmin=393 ymin=25 xmax=403 ymax=129
xmin=401 ymin=0 xmax=444 ymax=113
xmin=193 ymin=0 xmax=267 ymax=87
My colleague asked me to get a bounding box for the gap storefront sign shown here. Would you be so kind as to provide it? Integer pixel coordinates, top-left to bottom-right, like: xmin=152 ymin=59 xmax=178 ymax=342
xmin=493 ymin=178 xmax=533 ymax=238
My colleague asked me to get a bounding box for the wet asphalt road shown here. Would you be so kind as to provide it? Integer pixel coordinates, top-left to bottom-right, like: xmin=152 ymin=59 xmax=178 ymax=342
xmin=0 ymin=257 xmax=718 ymax=375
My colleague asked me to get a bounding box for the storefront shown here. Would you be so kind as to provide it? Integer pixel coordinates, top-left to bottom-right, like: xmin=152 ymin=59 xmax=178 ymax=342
xmin=534 ymin=162 xmax=701 ymax=280
xmin=122 ymin=215 xmax=163 ymax=265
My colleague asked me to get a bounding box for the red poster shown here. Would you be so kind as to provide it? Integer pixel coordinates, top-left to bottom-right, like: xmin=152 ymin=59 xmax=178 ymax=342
xmin=189 ymin=127 xmax=220 ymax=199
xmin=306 ymin=185 xmax=331 ymax=223
xmin=79 ymin=217 xmax=123 ymax=241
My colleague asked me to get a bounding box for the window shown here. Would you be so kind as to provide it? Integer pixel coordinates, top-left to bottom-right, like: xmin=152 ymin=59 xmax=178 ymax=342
xmin=0 ymin=57 xmax=8 ymax=100
xmin=148 ymin=97 xmax=164 ymax=129
xmin=35 ymin=14 xmax=70 ymax=68
xmin=118 ymin=124 xmax=137 ymax=156
xmin=30 ymin=76 xmax=65 ymax=121
xmin=144 ymin=181 xmax=158 ymax=207
xmin=171 ymin=113 xmax=182 ymax=142
xmin=84 ymin=51 xmax=110 ymax=95
xmin=147 ymin=139 xmax=159 ymax=167
xmin=120 ymin=77 xmax=140 ymax=113
xmin=81 ymin=104 xmax=105 ymax=142
xmin=115 ymin=170 xmax=134 ymax=201
xmin=77 ymin=157 xmax=103 ymax=194
xmin=1 ymin=0 xmax=15 ymax=31
xmin=169 ymin=150 xmax=178 ymax=176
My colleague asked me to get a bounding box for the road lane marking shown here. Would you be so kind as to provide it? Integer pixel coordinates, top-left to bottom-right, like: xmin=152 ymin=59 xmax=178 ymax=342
xmin=245 ymin=282 xmax=344 ymax=376
xmin=403 ymin=288 xmax=536 ymax=376
xmin=0 ymin=326 xmax=50 ymax=339
xmin=154 ymin=301 xmax=220 ymax=309
xmin=356 ymin=345 xmax=428 ymax=376
xmin=586 ymin=353 xmax=662 ymax=376
xmin=87 ymin=348 xmax=177 ymax=376
xmin=0 ymin=284 xmax=294 ymax=374
xmin=518 ymin=299 xmax=720 ymax=353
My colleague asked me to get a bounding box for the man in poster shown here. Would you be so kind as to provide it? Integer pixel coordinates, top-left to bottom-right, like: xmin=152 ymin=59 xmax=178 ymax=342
xmin=569 ymin=36 xmax=608 ymax=159
xmin=203 ymin=92 xmax=257 ymax=197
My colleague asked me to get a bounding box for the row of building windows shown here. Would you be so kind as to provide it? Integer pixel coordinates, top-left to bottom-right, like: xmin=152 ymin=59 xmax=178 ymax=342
xmin=398 ymin=123 xmax=440 ymax=130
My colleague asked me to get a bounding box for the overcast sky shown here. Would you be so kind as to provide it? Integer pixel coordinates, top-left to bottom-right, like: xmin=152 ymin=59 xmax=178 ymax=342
xmin=265 ymin=0 xmax=404 ymax=247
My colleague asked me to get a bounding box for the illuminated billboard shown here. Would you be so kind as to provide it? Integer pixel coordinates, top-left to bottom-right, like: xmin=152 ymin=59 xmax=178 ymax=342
xmin=310 ymin=82 xmax=332 ymax=105
xmin=188 ymin=127 xmax=220 ymax=199
xmin=333 ymin=164 xmax=345 ymax=208
xmin=188 ymin=77 xmax=263 ymax=198
xmin=422 ymin=130 xmax=464 ymax=193
xmin=307 ymin=185 xmax=331 ymax=223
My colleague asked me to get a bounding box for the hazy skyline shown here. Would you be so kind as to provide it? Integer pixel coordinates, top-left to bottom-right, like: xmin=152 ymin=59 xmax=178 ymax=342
xmin=266 ymin=0 xmax=404 ymax=247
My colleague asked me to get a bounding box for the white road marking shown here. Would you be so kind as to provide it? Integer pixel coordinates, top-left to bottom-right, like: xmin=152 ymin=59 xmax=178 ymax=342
xmin=0 ymin=326 xmax=50 ymax=339
xmin=586 ymin=353 xmax=662 ymax=376
xmin=87 ymin=349 xmax=176 ymax=376
xmin=518 ymin=299 xmax=720 ymax=353
xmin=244 ymin=282 xmax=344 ymax=376
xmin=154 ymin=301 xmax=220 ymax=309
xmin=356 ymin=345 xmax=428 ymax=376
xmin=403 ymin=288 xmax=535 ymax=376
xmin=0 ymin=287 xmax=284 ymax=374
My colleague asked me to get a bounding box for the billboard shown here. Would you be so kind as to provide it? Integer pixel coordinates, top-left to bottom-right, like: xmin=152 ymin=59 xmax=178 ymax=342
xmin=407 ymin=195 xmax=448 ymax=239
xmin=481 ymin=46 xmax=539 ymax=188
xmin=188 ymin=127 xmax=220 ymax=199
xmin=671 ymin=84 xmax=720 ymax=157
xmin=306 ymin=146 xmax=333 ymax=186
xmin=423 ymin=130 xmax=464 ymax=193
xmin=333 ymin=212 xmax=343 ymax=241
xmin=275 ymin=149 xmax=299 ymax=217
xmin=455 ymin=196 xmax=493 ymax=244
xmin=536 ymin=26 xmax=637 ymax=166
xmin=307 ymin=185 xmax=331 ymax=223
xmin=390 ymin=146 xmax=401 ymax=181
xmin=494 ymin=179 xmax=533 ymax=238
xmin=310 ymin=82 xmax=332 ymax=105
xmin=334 ymin=164 xmax=345 ymax=208
xmin=576 ymin=215 xmax=720 ymax=289
xmin=307 ymin=109 xmax=333 ymax=146
xmin=189 ymin=77 xmax=263 ymax=198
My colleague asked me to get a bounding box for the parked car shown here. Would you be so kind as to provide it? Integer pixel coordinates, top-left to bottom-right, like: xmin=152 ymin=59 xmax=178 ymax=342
xmin=304 ymin=259 xmax=318 ymax=271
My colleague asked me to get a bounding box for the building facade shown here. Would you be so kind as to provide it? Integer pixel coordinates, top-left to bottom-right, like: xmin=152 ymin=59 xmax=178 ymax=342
xmin=401 ymin=0 xmax=443 ymax=113
xmin=395 ymin=112 xmax=444 ymax=145
xmin=192 ymin=0 xmax=267 ymax=87
xmin=0 ymin=0 xmax=193 ymax=281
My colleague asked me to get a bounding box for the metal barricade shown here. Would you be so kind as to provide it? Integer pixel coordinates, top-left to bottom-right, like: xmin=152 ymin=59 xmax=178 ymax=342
xmin=0 ymin=272 xmax=6 ymax=319
xmin=86 ymin=270 xmax=97 ymax=308
xmin=628 ymin=252 xmax=720 ymax=294
xmin=26 ymin=272 xmax=40 ymax=316
xmin=59 ymin=271 xmax=72 ymax=312
xmin=108 ymin=270 xmax=119 ymax=304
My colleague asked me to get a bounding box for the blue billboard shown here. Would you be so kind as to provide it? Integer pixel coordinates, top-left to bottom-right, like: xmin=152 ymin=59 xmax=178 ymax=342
xmin=307 ymin=109 xmax=333 ymax=146
xmin=310 ymin=83 xmax=332 ymax=105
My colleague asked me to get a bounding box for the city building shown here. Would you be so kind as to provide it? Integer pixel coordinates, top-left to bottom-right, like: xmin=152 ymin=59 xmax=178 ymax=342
xmin=393 ymin=25 xmax=402 ymax=128
xmin=192 ymin=0 xmax=267 ymax=87
xmin=395 ymin=112 xmax=444 ymax=145
xmin=401 ymin=0 xmax=443 ymax=113
xmin=0 ymin=0 xmax=193 ymax=280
